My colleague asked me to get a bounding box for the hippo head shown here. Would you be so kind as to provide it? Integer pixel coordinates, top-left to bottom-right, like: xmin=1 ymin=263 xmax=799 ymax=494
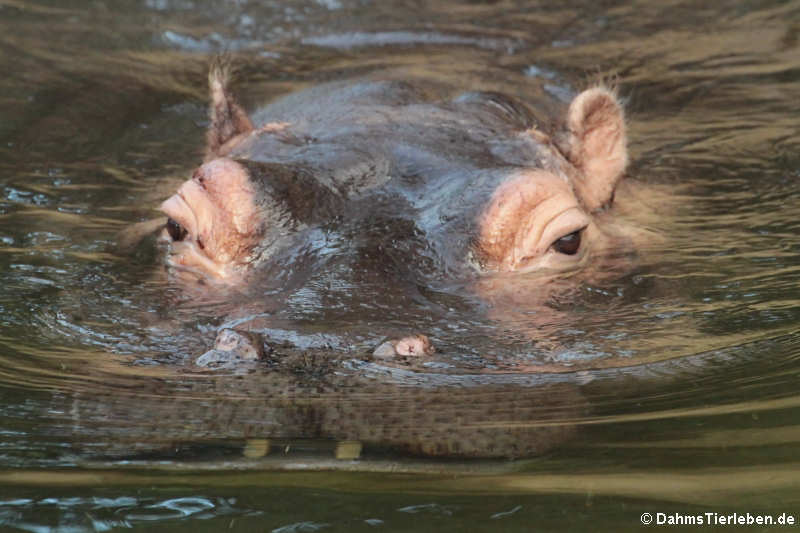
xmin=159 ymin=63 xmax=629 ymax=292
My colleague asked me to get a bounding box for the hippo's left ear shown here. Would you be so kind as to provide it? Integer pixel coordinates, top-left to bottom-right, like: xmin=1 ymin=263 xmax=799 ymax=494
xmin=562 ymin=87 xmax=627 ymax=211
xmin=204 ymin=56 xmax=254 ymax=162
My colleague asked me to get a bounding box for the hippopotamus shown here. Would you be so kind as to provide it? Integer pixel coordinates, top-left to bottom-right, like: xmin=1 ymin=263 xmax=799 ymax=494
xmin=157 ymin=57 xmax=637 ymax=361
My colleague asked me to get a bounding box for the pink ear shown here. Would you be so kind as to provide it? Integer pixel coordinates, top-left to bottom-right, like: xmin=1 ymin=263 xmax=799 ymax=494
xmin=565 ymin=87 xmax=627 ymax=211
xmin=204 ymin=56 xmax=254 ymax=162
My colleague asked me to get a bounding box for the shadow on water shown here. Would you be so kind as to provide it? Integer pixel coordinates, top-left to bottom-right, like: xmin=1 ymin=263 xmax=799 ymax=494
xmin=1 ymin=0 xmax=800 ymax=530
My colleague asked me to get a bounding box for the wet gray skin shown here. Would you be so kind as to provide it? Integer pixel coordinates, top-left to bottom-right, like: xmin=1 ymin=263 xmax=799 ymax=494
xmin=158 ymin=58 xmax=635 ymax=364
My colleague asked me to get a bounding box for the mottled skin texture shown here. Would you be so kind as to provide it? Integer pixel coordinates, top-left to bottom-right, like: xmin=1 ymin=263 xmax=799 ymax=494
xmin=159 ymin=58 xmax=633 ymax=356
xmin=65 ymin=356 xmax=584 ymax=459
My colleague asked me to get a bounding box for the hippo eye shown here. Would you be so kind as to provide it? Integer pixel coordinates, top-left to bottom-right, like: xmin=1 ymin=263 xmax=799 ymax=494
xmin=552 ymin=230 xmax=582 ymax=255
xmin=166 ymin=218 xmax=187 ymax=242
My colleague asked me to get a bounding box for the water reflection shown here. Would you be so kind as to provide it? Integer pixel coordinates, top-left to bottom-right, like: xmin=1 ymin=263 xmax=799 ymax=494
xmin=0 ymin=494 xmax=256 ymax=531
xmin=55 ymin=366 xmax=585 ymax=459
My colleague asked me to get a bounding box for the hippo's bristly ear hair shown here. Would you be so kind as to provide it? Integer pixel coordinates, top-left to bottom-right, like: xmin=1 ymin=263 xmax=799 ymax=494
xmin=562 ymin=87 xmax=627 ymax=211
xmin=205 ymin=55 xmax=254 ymax=162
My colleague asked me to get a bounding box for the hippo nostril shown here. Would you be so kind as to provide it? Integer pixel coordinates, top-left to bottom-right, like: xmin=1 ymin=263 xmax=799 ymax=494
xmin=166 ymin=218 xmax=187 ymax=242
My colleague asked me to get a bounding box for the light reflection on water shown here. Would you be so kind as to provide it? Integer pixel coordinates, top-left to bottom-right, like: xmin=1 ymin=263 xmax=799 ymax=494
xmin=0 ymin=0 xmax=800 ymax=530
xmin=0 ymin=494 xmax=256 ymax=531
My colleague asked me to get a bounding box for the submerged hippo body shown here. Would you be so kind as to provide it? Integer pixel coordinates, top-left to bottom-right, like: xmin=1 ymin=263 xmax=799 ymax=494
xmin=159 ymin=58 xmax=636 ymax=359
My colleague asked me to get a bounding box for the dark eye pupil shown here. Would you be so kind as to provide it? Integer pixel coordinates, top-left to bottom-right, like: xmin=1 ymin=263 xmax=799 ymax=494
xmin=553 ymin=230 xmax=581 ymax=255
xmin=166 ymin=218 xmax=187 ymax=242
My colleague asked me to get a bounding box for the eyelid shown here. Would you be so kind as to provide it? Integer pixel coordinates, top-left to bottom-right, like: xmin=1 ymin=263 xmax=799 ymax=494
xmin=540 ymin=207 xmax=589 ymax=252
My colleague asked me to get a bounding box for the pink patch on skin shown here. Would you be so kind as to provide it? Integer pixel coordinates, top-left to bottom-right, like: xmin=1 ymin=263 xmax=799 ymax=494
xmin=393 ymin=334 xmax=435 ymax=357
xmin=160 ymin=158 xmax=261 ymax=280
xmin=217 ymin=122 xmax=291 ymax=157
xmin=257 ymin=122 xmax=290 ymax=134
xmin=478 ymin=170 xmax=588 ymax=271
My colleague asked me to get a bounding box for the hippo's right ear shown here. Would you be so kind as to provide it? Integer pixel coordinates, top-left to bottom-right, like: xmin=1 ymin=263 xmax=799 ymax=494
xmin=204 ymin=56 xmax=254 ymax=162
xmin=562 ymin=87 xmax=627 ymax=211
